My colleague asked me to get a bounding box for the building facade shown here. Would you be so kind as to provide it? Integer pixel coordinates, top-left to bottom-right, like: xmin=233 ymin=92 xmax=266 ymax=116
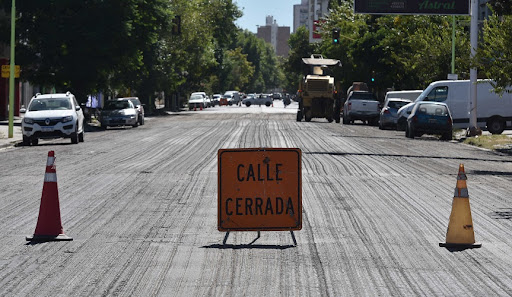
xmin=293 ymin=0 xmax=309 ymax=33
xmin=256 ymin=16 xmax=290 ymax=57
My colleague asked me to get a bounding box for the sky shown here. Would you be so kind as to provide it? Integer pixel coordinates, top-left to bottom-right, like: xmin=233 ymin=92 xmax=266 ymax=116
xmin=234 ymin=0 xmax=300 ymax=33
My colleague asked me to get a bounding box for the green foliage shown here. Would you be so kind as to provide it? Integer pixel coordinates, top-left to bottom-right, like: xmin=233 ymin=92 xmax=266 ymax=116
xmin=303 ymin=2 xmax=472 ymax=98
xmin=472 ymin=15 xmax=512 ymax=94
xmin=0 ymin=0 xmax=282 ymax=103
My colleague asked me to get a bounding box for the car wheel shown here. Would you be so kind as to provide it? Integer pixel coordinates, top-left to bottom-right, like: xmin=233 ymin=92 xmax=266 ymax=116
xmin=441 ymin=131 xmax=452 ymax=140
xmin=139 ymin=115 xmax=144 ymax=125
xmin=31 ymin=138 xmax=39 ymax=146
xmin=487 ymin=117 xmax=504 ymax=134
xmin=23 ymin=135 xmax=31 ymax=146
xmin=132 ymin=119 xmax=139 ymax=128
xmin=327 ymin=117 xmax=333 ymax=123
xmin=71 ymin=125 xmax=79 ymax=144
xmin=406 ymin=125 xmax=414 ymax=139
xmin=245 ymin=102 xmax=251 ymax=107
xmin=265 ymin=102 xmax=271 ymax=107
xmin=342 ymin=115 xmax=348 ymax=124
xmin=296 ymin=110 xmax=303 ymax=122
xmin=78 ymin=130 xmax=84 ymax=142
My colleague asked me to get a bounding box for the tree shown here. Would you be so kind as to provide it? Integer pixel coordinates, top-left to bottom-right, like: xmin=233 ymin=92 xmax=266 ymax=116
xmin=222 ymin=47 xmax=254 ymax=91
xmin=473 ymin=15 xmax=512 ymax=94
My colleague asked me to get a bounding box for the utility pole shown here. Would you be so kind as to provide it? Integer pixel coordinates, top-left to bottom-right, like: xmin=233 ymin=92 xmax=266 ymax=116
xmin=8 ymin=0 xmax=15 ymax=138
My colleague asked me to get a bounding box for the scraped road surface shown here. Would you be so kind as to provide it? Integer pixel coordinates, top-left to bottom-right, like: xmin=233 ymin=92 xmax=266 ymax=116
xmin=1 ymin=104 xmax=511 ymax=296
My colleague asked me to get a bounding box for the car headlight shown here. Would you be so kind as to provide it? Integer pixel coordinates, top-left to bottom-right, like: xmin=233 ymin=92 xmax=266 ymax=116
xmin=62 ymin=116 xmax=73 ymax=123
xmin=24 ymin=117 xmax=34 ymax=124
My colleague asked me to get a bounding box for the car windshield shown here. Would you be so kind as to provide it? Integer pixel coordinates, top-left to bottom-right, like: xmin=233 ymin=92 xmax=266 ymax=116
xmin=28 ymin=98 xmax=72 ymax=111
xmin=190 ymin=95 xmax=203 ymax=100
xmin=388 ymin=101 xmax=411 ymax=109
xmin=349 ymin=92 xmax=376 ymax=100
xmin=129 ymin=99 xmax=141 ymax=106
xmin=417 ymin=104 xmax=449 ymax=116
xmin=104 ymin=101 xmax=132 ymax=110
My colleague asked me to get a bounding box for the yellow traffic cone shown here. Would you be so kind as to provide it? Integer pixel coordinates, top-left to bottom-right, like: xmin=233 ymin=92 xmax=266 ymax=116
xmin=439 ymin=164 xmax=481 ymax=248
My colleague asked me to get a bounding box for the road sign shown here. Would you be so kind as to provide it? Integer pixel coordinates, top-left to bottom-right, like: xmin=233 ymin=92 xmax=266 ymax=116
xmin=218 ymin=148 xmax=302 ymax=231
xmin=1 ymin=65 xmax=20 ymax=78
xmin=354 ymin=0 xmax=470 ymax=15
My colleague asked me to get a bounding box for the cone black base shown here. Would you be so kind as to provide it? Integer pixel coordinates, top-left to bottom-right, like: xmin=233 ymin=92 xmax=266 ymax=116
xmin=439 ymin=242 xmax=481 ymax=248
xmin=26 ymin=234 xmax=73 ymax=242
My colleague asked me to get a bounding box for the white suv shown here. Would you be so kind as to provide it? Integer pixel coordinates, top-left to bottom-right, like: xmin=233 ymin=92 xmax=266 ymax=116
xmin=20 ymin=92 xmax=85 ymax=145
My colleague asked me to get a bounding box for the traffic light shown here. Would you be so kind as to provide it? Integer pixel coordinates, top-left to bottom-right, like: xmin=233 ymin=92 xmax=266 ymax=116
xmin=332 ymin=29 xmax=340 ymax=44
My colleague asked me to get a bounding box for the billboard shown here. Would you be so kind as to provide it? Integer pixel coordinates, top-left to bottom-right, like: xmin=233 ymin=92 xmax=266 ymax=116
xmin=354 ymin=0 xmax=470 ymax=15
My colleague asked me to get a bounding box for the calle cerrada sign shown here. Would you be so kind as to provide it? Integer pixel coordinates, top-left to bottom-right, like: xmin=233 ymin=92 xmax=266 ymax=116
xmin=218 ymin=148 xmax=302 ymax=231
xmin=354 ymin=0 xmax=470 ymax=15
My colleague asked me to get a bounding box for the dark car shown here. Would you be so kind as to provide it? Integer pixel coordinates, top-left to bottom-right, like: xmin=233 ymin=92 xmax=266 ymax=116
xmin=406 ymin=102 xmax=452 ymax=140
xmin=119 ymin=97 xmax=144 ymax=125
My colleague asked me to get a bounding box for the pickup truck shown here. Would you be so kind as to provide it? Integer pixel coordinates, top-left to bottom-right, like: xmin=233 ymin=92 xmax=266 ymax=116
xmin=343 ymin=91 xmax=380 ymax=125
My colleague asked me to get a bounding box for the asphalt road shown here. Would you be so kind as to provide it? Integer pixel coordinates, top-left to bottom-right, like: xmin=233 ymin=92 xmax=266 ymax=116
xmin=1 ymin=102 xmax=511 ymax=296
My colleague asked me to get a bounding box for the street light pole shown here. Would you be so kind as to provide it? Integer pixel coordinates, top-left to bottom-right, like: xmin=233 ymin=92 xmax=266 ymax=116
xmin=8 ymin=0 xmax=15 ymax=138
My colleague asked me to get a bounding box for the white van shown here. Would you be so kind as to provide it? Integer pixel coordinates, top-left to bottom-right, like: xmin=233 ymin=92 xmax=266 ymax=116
xmin=398 ymin=80 xmax=512 ymax=134
xmin=384 ymin=90 xmax=422 ymax=102
xmin=224 ymin=91 xmax=240 ymax=105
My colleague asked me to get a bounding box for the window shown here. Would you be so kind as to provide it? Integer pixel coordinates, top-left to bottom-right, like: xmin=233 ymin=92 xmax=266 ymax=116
xmin=426 ymin=86 xmax=448 ymax=102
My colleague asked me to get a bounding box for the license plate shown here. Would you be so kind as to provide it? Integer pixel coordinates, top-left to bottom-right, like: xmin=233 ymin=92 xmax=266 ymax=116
xmin=429 ymin=119 xmax=437 ymax=123
xmin=41 ymin=127 xmax=54 ymax=132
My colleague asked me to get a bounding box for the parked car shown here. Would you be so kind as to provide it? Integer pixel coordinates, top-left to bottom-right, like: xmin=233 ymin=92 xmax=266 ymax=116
xmin=224 ymin=91 xmax=240 ymax=105
xmin=211 ymin=94 xmax=222 ymax=106
xmin=343 ymin=91 xmax=380 ymax=125
xmin=188 ymin=94 xmax=207 ymax=110
xmin=379 ymin=98 xmax=412 ymax=129
xmin=406 ymin=101 xmax=452 ymax=140
xmin=100 ymin=99 xmax=139 ymax=129
xmin=413 ymin=79 xmax=512 ymax=134
xmin=118 ymin=97 xmax=144 ymax=125
xmin=242 ymin=94 xmax=273 ymax=107
xmin=20 ymin=92 xmax=85 ymax=145
xmin=396 ymin=102 xmax=416 ymax=131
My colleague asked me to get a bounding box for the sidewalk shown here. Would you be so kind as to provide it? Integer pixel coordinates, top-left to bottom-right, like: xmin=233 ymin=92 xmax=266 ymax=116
xmin=0 ymin=117 xmax=23 ymax=149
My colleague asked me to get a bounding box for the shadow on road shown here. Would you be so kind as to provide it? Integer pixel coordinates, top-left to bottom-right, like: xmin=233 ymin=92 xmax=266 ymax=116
xmin=306 ymin=151 xmax=512 ymax=163
xmin=201 ymin=243 xmax=295 ymax=250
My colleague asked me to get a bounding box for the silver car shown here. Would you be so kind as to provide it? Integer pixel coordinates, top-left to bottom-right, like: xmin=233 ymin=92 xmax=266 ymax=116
xmin=100 ymin=99 xmax=139 ymax=129
xmin=379 ymin=98 xmax=412 ymax=129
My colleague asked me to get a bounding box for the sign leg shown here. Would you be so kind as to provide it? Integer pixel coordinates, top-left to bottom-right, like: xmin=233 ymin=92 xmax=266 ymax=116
xmin=223 ymin=231 xmax=230 ymax=245
xmin=290 ymin=231 xmax=297 ymax=246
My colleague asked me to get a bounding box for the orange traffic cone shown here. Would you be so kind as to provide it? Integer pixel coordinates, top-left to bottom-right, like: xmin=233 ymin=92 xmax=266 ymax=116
xmin=26 ymin=151 xmax=72 ymax=242
xmin=200 ymin=104 xmax=203 ymax=110
xmin=439 ymin=164 xmax=481 ymax=248
xmin=194 ymin=105 xmax=197 ymax=111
